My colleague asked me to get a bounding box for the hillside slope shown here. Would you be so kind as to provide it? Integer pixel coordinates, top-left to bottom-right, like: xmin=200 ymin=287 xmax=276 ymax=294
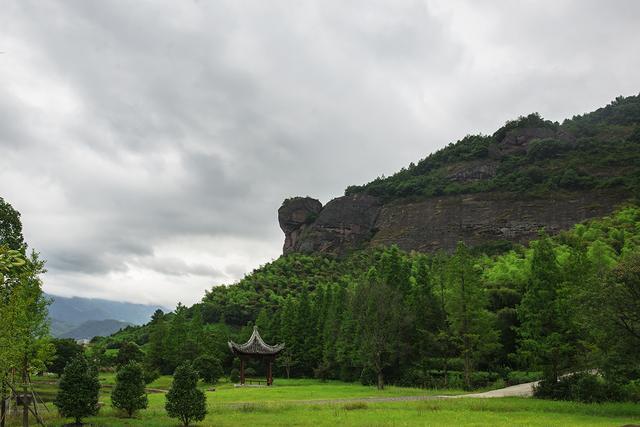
xmin=279 ymin=95 xmax=640 ymax=255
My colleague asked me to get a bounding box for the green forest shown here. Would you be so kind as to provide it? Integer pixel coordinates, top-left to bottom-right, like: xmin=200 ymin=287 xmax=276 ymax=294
xmin=97 ymin=204 xmax=640 ymax=402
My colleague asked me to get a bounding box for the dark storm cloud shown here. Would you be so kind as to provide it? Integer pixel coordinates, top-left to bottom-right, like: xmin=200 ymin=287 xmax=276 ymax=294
xmin=1 ymin=0 xmax=639 ymax=305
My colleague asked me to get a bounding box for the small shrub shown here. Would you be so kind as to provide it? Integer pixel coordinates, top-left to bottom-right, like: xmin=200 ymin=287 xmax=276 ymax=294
xmin=622 ymin=380 xmax=640 ymax=403
xmin=54 ymin=355 xmax=101 ymax=425
xmin=359 ymin=367 xmax=376 ymax=386
xmin=229 ymin=368 xmax=240 ymax=383
xmin=111 ymin=362 xmax=148 ymax=417
xmin=469 ymin=371 xmax=500 ymax=389
xmin=165 ymin=362 xmax=207 ymax=426
xmin=193 ymin=355 xmax=224 ymax=384
xmin=143 ymin=366 xmax=160 ymax=385
xmin=534 ymin=373 xmax=626 ymax=403
xmin=244 ymin=367 xmax=257 ymax=378
xmin=506 ymin=371 xmax=542 ymax=386
xmin=116 ymin=342 xmax=145 ymax=367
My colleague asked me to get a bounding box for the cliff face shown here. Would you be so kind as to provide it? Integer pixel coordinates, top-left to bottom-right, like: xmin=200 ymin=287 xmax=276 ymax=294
xmin=370 ymin=190 xmax=628 ymax=252
xmin=279 ymin=95 xmax=640 ymax=255
xmin=278 ymin=190 xmax=629 ymax=255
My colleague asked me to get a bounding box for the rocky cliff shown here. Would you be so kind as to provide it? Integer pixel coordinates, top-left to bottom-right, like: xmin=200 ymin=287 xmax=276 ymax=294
xmin=278 ymin=95 xmax=640 ymax=255
xmin=278 ymin=190 xmax=629 ymax=255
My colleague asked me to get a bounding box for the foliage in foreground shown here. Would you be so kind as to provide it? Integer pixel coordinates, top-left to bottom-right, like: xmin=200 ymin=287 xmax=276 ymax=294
xmin=165 ymin=362 xmax=207 ymax=426
xmin=54 ymin=355 xmax=101 ymax=425
xmin=111 ymin=362 xmax=148 ymax=417
xmin=0 ymin=197 xmax=52 ymax=424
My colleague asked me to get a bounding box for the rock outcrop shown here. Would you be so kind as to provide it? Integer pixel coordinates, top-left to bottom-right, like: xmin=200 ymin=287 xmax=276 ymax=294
xmin=279 ymin=189 xmax=630 ymax=255
xmin=279 ymin=194 xmax=381 ymax=255
xmin=278 ymin=197 xmax=322 ymax=254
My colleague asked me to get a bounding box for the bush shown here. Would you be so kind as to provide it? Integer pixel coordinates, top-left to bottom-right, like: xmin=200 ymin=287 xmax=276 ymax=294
xmin=526 ymin=138 xmax=569 ymax=160
xmin=534 ymin=373 xmax=626 ymax=403
xmin=48 ymin=338 xmax=84 ymax=376
xmin=506 ymin=371 xmax=542 ymax=386
xmin=313 ymin=362 xmax=331 ymax=382
xmin=469 ymin=371 xmax=500 ymax=389
xmin=571 ymin=374 xmax=624 ymax=403
xmin=143 ymin=366 xmax=160 ymax=384
xmin=116 ymin=341 xmax=145 ymax=367
xmin=54 ymin=355 xmax=101 ymax=425
xmin=359 ymin=367 xmax=376 ymax=386
xmin=165 ymin=362 xmax=207 ymax=426
xmin=111 ymin=362 xmax=148 ymax=417
xmin=193 ymin=355 xmax=224 ymax=384
xmin=229 ymin=368 xmax=240 ymax=383
xmin=622 ymin=380 xmax=640 ymax=403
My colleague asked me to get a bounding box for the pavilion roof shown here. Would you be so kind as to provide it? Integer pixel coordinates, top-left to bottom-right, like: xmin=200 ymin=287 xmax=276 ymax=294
xmin=228 ymin=326 xmax=285 ymax=356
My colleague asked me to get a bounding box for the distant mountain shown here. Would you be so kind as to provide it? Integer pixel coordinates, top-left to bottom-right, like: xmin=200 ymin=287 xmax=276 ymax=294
xmin=59 ymin=319 xmax=132 ymax=340
xmin=47 ymin=293 xmax=167 ymax=339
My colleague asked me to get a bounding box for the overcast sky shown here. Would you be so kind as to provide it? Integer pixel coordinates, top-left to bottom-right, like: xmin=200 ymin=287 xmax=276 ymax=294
xmin=1 ymin=1 xmax=639 ymax=307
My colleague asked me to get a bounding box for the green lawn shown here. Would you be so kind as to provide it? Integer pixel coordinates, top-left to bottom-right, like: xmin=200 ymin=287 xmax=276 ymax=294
xmin=11 ymin=377 xmax=640 ymax=426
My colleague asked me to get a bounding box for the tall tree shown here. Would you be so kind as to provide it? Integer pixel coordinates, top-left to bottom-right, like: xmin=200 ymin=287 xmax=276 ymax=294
xmin=146 ymin=310 xmax=170 ymax=374
xmin=517 ymin=235 xmax=573 ymax=382
xmin=277 ymin=296 xmax=298 ymax=378
xmin=354 ymin=268 xmax=403 ymax=390
xmin=446 ymin=242 xmax=498 ymax=389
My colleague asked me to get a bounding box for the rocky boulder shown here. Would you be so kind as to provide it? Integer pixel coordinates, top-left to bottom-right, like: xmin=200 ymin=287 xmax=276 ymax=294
xmin=279 ymin=194 xmax=381 ymax=255
xmin=278 ymin=197 xmax=323 ymax=253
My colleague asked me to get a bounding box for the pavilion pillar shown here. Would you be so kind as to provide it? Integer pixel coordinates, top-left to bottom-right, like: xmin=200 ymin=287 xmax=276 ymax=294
xmin=240 ymin=358 xmax=245 ymax=385
xmin=267 ymin=359 xmax=273 ymax=386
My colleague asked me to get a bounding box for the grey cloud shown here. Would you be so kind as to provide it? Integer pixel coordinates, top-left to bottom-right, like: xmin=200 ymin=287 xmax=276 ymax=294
xmin=1 ymin=0 xmax=639 ymax=303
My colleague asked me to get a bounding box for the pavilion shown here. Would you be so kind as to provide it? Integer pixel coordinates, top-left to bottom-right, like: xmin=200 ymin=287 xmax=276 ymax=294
xmin=228 ymin=326 xmax=284 ymax=386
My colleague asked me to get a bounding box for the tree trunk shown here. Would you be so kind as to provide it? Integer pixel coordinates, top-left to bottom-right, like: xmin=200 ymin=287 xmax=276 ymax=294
xmin=463 ymin=345 xmax=471 ymax=390
xmin=443 ymin=356 xmax=449 ymax=388
xmin=377 ymin=371 xmax=384 ymax=390
xmin=22 ymin=364 xmax=28 ymax=427
xmin=1 ymin=378 xmax=6 ymax=427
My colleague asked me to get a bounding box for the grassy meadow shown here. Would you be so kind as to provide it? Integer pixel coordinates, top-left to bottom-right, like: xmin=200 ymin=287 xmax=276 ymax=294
xmin=5 ymin=375 xmax=639 ymax=426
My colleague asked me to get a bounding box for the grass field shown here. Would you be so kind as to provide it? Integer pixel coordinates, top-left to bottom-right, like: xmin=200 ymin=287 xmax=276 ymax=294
xmin=5 ymin=376 xmax=640 ymax=426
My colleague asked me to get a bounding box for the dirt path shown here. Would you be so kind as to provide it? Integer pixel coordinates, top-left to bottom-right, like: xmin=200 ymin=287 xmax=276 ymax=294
xmin=445 ymin=381 xmax=538 ymax=399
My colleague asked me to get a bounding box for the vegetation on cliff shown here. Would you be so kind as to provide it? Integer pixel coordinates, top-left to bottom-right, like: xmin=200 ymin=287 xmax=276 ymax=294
xmin=345 ymin=94 xmax=640 ymax=201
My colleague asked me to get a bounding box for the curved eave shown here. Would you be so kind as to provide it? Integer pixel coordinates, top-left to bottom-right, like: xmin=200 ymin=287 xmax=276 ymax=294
xmin=228 ymin=341 xmax=285 ymax=356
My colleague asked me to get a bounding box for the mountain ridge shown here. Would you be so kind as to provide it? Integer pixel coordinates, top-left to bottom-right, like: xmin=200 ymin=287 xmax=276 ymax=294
xmin=47 ymin=293 xmax=166 ymax=339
